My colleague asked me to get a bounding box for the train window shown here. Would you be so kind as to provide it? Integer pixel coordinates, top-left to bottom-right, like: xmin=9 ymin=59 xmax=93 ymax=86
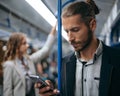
xmin=110 ymin=20 xmax=120 ymax=46
xmin=112 ymin=28 xmax=119 ymax=43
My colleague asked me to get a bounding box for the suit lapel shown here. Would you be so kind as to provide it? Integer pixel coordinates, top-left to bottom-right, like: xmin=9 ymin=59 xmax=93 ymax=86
xmin=66 ymin=54 xmax=76 ymax=96
xmin=99 ymin=45 xmax=113 ymax=96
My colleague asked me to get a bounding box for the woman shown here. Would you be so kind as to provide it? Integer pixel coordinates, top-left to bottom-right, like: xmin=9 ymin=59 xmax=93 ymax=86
xmin=2 ymin=25 xmax=56 ymax=96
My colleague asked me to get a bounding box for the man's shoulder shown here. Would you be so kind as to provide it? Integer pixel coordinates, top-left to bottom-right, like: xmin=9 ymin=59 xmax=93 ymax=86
xmin=103 ymin=44 xmax=120 ymax=67
xmin=103 ymin=44 xmax=120 ymax=55
xmin=62 ymin=52 xmax=76 ymax=63
xmin=63 ymin=52 xmax=75 ymax=59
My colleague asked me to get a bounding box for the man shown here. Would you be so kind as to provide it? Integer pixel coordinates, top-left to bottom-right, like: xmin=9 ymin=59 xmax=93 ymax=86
xmin=36 ymin=0 xmax=120 ymax=96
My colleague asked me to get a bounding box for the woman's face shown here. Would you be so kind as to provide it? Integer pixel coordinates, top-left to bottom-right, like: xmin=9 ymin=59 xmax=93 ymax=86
xmin=19 ymin=36 xmax=29 ymax=55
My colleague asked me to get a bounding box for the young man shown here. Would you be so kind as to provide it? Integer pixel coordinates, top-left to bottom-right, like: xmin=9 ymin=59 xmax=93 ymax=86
xmin=37 ymin=0 xmax=120 ymax=96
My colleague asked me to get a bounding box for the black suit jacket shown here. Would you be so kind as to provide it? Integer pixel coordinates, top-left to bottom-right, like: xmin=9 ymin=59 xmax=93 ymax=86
xmin=60 ymin=44 xmax=120 ymax=96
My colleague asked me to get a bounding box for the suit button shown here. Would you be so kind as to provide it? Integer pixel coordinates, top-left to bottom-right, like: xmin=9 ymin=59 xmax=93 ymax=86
xmin=84 ymin=79 xmax=86 ymax=82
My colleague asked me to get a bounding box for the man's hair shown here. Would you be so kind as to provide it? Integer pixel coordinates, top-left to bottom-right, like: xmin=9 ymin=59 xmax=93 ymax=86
xmin=4 ymin=32 xmax=25 ymax=61
xmin=62 ymin=0 xmax=100 ymax=24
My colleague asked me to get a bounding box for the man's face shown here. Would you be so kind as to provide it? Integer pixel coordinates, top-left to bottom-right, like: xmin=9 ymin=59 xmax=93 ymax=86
xmin=62 ymin=14 xmax=93 ymax=52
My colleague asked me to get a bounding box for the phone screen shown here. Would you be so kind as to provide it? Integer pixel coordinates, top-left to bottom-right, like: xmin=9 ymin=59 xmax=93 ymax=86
xmin=29 ymin=75 xmax=52 ymax=89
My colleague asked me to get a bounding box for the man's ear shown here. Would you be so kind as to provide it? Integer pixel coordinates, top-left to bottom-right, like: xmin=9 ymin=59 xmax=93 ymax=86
xmin=90 ymin=19 xmax=96 ymax=32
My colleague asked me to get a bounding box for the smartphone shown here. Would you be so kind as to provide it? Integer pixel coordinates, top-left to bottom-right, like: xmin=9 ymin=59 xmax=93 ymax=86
xmin=29 ymin=74 xmax=53 ymax=90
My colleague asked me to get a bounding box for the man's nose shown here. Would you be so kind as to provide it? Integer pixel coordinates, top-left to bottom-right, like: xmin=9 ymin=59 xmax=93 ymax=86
xmin=67 ymin=31 xmax=74 ymax=41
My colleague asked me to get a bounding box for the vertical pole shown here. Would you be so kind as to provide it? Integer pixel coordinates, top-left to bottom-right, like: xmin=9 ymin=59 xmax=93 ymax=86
xmin=57 ymin=0 xmax=62 ymax=91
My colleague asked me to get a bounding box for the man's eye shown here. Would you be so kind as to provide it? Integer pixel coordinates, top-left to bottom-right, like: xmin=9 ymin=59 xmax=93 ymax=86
xmin=71 ymin=28 xmax=79 ymax=32
xmin=65 ymin=28 xmax=79 ymax=33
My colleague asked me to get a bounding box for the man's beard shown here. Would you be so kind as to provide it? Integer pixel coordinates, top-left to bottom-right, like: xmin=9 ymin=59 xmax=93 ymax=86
xmin=77 ymin=28 xmax=93 ymax=52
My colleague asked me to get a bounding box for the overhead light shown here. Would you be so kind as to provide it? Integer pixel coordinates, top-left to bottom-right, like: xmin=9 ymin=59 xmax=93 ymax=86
xmin=25 ymin=0 xmax=56 ymax=26
xmin=25 ymin=0 xmax=68 ymax=41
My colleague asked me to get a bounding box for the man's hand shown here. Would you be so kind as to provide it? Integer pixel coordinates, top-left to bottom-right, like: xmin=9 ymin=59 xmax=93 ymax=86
xmin=35 ymin=80 xmax=60 ymax=96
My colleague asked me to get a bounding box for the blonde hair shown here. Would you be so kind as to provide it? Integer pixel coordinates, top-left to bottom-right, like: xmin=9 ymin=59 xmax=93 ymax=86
xmin=4 ymin=32 xmax=26 ymax=61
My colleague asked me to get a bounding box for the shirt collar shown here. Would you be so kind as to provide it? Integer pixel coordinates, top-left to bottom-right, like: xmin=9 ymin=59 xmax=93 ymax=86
xmin=94 ymin=40 xmax=103 ymax=60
